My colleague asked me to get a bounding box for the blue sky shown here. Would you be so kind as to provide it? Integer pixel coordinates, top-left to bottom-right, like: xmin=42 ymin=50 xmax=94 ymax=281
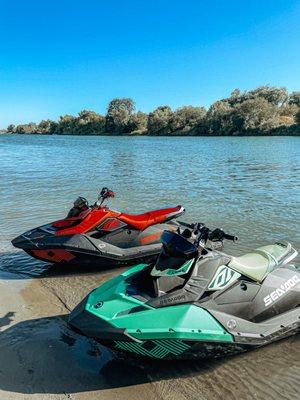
xmin=1 ymin=0 xmax=300 ymax=128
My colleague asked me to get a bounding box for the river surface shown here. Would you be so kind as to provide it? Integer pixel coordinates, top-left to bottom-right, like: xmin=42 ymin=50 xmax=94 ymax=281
xmin=0 ymin=134 xmax=299 ymax=400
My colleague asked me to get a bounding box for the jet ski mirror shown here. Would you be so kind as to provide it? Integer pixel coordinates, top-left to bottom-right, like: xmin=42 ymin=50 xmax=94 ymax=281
xmin=97 ymin=187 xmax=116 ymax=206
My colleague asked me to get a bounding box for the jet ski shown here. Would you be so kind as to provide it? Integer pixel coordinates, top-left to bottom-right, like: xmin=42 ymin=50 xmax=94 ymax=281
xmin=69 ymin=222 xmax=299 ymax=360
xmin=12 ymin=187 xmax=185 ymax=268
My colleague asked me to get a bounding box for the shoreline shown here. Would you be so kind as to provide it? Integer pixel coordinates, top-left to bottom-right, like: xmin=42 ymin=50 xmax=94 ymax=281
xmin=1 ymin=132 xmax=300 ymax=137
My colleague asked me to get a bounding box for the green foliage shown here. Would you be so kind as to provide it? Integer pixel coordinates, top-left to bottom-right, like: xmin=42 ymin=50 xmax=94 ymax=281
xmin=50 ymin=111 xmax=105 ymax=135
xmin=289 ymin=91 xmax=300 ymax=107
xmin=227 ymin=86 xmax=288 ymax=107
xmin=206 ymin=100 xmax=234 ymax=135
xmin=105 ymin=98 xmax=135 ymax=134
xmin=205 ymin=86 xmax=297 ymax=135
xmin=74 ymin=110 xmax=105 ymax=135
xmin=170 ymin=106 xmax=206 ymax=134
xmin=57 ymin=115 xmax=78 ymax=134
xmin=7 ymin=86 xmax=300 ymax=136
xmin=14 ymin=123 xmax=38 ymax=134
xmin=37 ymin=119 xmax=58 ymax=134
xmin=7 ymin=124 xmax=15 ymax=133
xmin=127 ymin=111 xmax=148 ymax=134
xmin=233 ymin=98 xmax=280 ymax=132
xmin=296 ymin=109 xmax=300 ymax=126
xmin=147 ymin=106 xmax=173 ymax=135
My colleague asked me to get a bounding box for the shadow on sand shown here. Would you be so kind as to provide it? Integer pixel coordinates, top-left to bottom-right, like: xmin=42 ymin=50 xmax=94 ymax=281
xmin=0 ymin=313 xmax=232 ymax=395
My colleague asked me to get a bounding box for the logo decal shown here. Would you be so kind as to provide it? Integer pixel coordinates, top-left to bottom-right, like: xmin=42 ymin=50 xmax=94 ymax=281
xmin=208 ymin=265 xmax=240 ymax=290
xmin=159 ymin=294 xmax=186 ymax=306
xmin=263 ymin=275 xmax=300 ymax=307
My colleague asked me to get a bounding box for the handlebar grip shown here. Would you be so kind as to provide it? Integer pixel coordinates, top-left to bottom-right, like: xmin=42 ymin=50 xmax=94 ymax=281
xmin=178 ymin=221 xmax=194 ymax=229
xmin=224 ymin=233 xmax=238 ymax=242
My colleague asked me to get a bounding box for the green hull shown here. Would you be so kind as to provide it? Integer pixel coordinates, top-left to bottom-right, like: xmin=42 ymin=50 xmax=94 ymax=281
xmin=69 ymin=264 xmax=234 ymax=359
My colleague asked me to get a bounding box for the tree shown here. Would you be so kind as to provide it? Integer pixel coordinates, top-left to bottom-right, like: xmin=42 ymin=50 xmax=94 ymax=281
xmin=206 ymin=100 xmax=235 ymax=135
xmin=75 ymin=110 xmax=105 ymax=135
xmin=226 ymin=86 xmax=288 ymax=107
xmin=169 ymin=106 xmax=206 ymax=133
xmin=147 ymin=106 xmax=173 ymax=135
xmin=55 ymin=115 xmax=76 ymax=134
xmin=233 ymin=98 xmax=279 ymax=132
xmin=37 ymin=119 xmax=56 ymax=134
xmin=243 ymin=86 xmax=288 ymax=106
xmin=289 ymin=91 xmax=300 ymax=107
xmin=296 ymin=109 xmax=300 ymax=126
xmin=230 ymin=88 xmax=241 ymax=98
xmin=127 ymin=111 xmax=148 ymax=134
xmin=105 ymin=98 xmax=135 ymax=134
xmin=278 ymin=103 xmax=299 ymax=120
xmin=14 ymin=123 xmax=38 ymax=134
xmin=7 ymin=124 xmax=15 ymax=133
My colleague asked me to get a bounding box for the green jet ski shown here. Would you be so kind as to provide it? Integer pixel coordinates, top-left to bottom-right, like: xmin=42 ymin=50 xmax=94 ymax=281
xmin=68 ymin=223 xmax=300 ymax=360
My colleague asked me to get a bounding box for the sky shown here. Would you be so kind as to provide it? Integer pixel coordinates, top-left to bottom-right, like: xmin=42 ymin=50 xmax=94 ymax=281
xmin=0 ymin=0 xmax=300 ymax=128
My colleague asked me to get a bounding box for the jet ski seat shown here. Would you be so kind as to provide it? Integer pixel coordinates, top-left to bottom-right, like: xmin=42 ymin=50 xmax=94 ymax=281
xmin=119 ymin=205 xmax=185 ymax=231
xmin=229 ymin=241 xmax=294 ymax=282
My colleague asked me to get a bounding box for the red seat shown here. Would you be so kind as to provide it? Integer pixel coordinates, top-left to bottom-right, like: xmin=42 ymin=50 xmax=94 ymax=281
xmin=118 ymin=205 xmax=185 ymax=231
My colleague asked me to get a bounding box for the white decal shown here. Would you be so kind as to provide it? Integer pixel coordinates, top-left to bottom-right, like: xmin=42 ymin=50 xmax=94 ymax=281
xmin=264 ymin=275 xmax=300 ymax=307
xmin=208 ymin=265 xmax=240 ymax=291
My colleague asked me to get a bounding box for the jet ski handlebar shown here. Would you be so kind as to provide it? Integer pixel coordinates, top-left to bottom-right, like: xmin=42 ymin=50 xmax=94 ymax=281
xmin=208 ymin=228 xmax=238 ymax=243
xmin=222 ymin=232 xmax=238 ymax=242
xmin=179 ymin=222 xmax=238 ymax=246
xmin=95 ymin=187 xmax=116 ymax=207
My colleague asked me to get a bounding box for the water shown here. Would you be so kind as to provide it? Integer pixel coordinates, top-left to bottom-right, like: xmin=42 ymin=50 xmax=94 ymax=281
xmin=0 ymin=134 xmax=300 ymax=399
xmin=1 ymin=134 xmax=299 ymax=273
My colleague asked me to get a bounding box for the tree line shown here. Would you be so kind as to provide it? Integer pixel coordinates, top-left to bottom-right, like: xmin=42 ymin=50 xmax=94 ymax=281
xmin=6 ymin=86 xmax=300 ymax=136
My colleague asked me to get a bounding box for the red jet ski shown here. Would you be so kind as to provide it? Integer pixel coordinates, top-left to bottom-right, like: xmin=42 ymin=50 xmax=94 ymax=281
xmin=12 ymin=188 xmax=185 ymax=268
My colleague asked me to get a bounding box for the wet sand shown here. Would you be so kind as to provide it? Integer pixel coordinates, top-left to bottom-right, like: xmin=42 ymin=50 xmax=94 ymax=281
xmin=0 ymin=253 xmax=299 ymax=400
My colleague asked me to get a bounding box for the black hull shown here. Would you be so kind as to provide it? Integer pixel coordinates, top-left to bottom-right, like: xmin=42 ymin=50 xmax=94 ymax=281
xmin=77 ymin=331 xmax=300 ymax=360
xmin=13 ymin=231 xmax=162 ymax=268
xmin=25 ymin=248 xmax=159 ymax=268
